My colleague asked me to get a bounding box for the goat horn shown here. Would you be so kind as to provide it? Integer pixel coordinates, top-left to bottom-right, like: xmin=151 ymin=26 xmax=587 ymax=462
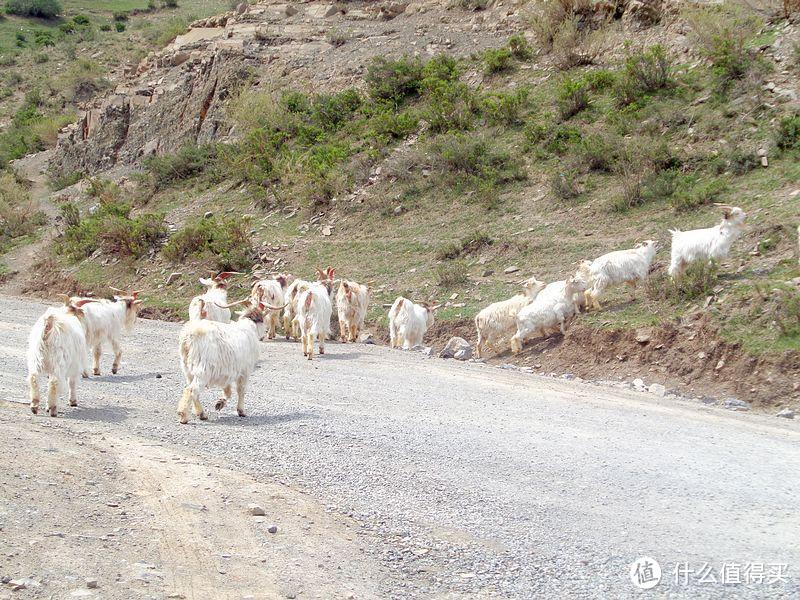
xmin=259 ymin=302 xmax=288 ymax=312
xmin=56 ymin=293 xmax=72 ymax=305
xmin=429 ymin=304 xmax=442 ymax=310
xmin=213 ymin=299 xmax=251 ymax=309
xmin=109 ymin=287 xmax=126 ymax=294
xmin=73 ymin=299 xmax=97 ymax=307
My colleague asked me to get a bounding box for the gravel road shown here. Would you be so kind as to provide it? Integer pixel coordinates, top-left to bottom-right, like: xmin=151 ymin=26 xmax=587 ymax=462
xmin=1 ymin=296 xmax=798 ymax=599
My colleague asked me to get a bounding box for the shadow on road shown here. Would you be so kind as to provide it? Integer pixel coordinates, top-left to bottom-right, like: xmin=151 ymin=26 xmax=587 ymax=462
xmin=208 ymin=411 xmax=317 ymax=427
xmin=314 ymin=351 xmax=363 ymax=361
xmin=89 ymin=373 xmax=164 ymax=383
xmin=63 ymin=404 xmax=132 ymax=424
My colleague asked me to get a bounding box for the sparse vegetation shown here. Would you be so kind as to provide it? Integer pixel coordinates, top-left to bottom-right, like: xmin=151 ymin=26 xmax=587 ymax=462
xmin=162 ymin=216 xmax=253 ymax=271
xmin=0 ymin=173 xmax=46 ymax=250
xmin=508 ymin=34 xmax=533 ymax=60
xmin=435 ymin=260 xmax=468 ymax=287
xmin=556 ymin=76 xmax=590 ymax=120
xmin=143 ymin=144 xmax=220 ymax=191
xmin=5 ymin=0 xmax=62 ymax=18
xmin=60 ymin=199 xmax=166 ymax=260
xmin=483 ymin=47 xmax=514 ymax=75
xmin=613 ymin=44 xmax=672 ymax=106
xmin=775 ymin=113 xmax=800 ymax=152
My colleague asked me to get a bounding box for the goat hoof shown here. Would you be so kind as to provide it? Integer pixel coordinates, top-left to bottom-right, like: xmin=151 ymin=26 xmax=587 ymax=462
xmin=112 ymin=367 xmax=118 ymax=375
xmin=93 ymin=369 xmax=100 ymax=376
xmin=69 ymin=400 xmax=77 ymax=407
xmin=237 ymin=410 xmax=247 ymax=418
xmin=319 ymin=348 xmax=325 ymax=355
xmin=30 ymin=406 xmax=38 ymax=415
xmin=199 ymin=412 xmax=208 ymax=421
xmin=215 ymin=399 xmax=225 ymax=411
xmin=81 ymin=372 xmax=89 ymax=379
xmin=48 ymin=407 xmax=57 ymax=417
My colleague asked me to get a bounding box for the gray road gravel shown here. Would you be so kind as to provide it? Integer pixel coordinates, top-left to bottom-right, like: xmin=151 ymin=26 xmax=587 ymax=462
xmin=1 ymin=296 xmax=798 ymax=599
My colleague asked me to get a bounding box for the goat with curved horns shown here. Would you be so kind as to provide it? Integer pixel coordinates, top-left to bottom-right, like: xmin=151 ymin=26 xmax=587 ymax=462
xmin=72 ymin=287 xmax=143 ymax=376
xmin=188 ymin=271 xmax=244 ymax=323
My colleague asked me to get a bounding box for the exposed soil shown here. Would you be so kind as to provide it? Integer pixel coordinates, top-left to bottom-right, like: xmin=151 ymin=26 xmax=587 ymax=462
xmin=412 ymin=314 xmax=800 ymax=412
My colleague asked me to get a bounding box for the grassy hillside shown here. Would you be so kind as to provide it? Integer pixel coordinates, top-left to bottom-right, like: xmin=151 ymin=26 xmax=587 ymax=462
xmin=0 ymin=0 xmax=228 ymax=168
xmin=5 ymin=0 xmax=800 ymax=378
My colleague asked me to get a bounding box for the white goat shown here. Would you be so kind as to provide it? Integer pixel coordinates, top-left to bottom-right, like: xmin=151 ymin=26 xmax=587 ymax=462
xmin=27 ymin=297 xmax=96 ymax=416
xmin=510 ymin=276 xmax=589 ymax=354
xmin=475 ymin=276 xmax=547 ymax=358
xmin=188 ymin=271 xmax=242 ymax=323
xmin=388 ymin=297 xmax=439 ymax=350
xmin=577 ymin=240 xmax=659 ymax=311
xmin=177 ymin=299 xmax=281 ymax=424
xmin=296 ymin=268 xmax=336 ymax=360
xmin=75 ymin=287 xmax=142 ymax=376
xmin=336 ymin=280 xmax=370 ymax=343
xmin=250 ymin=273 xmax=293 ymax=340
xmin=669 ymin=204 xmax=747 ymax=278
xmin=283 ymin=278 xmax=311 ymax=340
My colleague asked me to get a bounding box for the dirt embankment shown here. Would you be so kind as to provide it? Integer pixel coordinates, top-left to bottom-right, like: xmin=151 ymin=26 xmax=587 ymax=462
xmin=418 ymin=314 xmax=800 ymax=412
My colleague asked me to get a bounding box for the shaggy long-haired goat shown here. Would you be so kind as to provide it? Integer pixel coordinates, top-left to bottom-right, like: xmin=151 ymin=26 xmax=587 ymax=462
xmin=668 ymin=204 xmax=746 ymax=278
xmin=388 ymin=297 xmax=439 ymax=350
xmin=510 ymin=276 xmax=588 ymax=354
xmin=578 ymin=240 xmax=659 ymax=311
xmin=177 ymin=298 xmax=283 ymax=424
xmin=27 ymin=296 xmax=96 ymax=416
xmin=283 ymin=278 xmax=312 ymax=340
xmin=336 ymin=279 xmax=370 ymax=343
xmin=75 ymin=287 xmax=143 ymax=376
xmin=250 ymin=273 xmax=293 ymax=340
xmin=297 ymin=267 xmax=336 ymax=360
xmin=188 ymin=271 xmax=242 ymax=323
xmin=475 ymin=276 xmax=547 ymax=358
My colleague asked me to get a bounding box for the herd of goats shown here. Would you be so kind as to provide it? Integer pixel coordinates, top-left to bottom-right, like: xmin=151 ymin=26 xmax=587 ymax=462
xmin=24 ymin=203 xmax=747 ymax=423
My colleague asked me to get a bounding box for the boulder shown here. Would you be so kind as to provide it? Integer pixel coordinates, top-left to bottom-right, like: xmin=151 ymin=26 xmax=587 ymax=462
xmin=440 ymin=337 xmax=473 ymax=360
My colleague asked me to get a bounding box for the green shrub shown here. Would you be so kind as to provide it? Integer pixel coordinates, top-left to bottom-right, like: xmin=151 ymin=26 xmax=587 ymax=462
xmin=421 ymin=54 xmax=460 ymax=86
xmin=556 ymin=76 xmax=590 ymax=120
xmin=614 ymin=44 xmax=671 ymax=107
xmin=670 ymin=176 xmax=727 ymax=211
xmin=481 ymin=88 xmax=529 ymax=126
xmin=435 ymin=230 xmax=493 ymax=260
xmin=112 ymin=10 xmax=129 ymax=21
xmin=430 ymin=133 xmax=525 ymax=183
xmin=72 ymin=13 xmax=90 ymax=25
xmin=365 ymin=56 xmax=424 ymax=104
xmin=685 ymin=5 xmax=760 ymax=91
xmin=163 ymin=0 xmax=178 ymax=7
xmin=508 ymin=34 xmax=533 ymax=60
xmin=483 ymin=47 xmax=514 ymax=75
xmin=775 ymin=113 xmax=800 ymax=152
xmin=524 ymin=121 xmax=582 ymax=156
xmin=577 ymin=133 xmax=618 ymax=172
xmin=435 ymin=260 xmax=468 ymax=287
xmin=583 ymin=69 xmax=616 ymax=91
xmin=115 ymin=21 xmax=125 ymax=32
xmin=0 ymin=173 xmax=46 ymax=251
xmin=33 ymin=29 xmax=54 ymax=47
xmin=369 ymin=109 xmax=419 ymax=140
xmin=648 ymin=262 xmax=718 ymax=302
xmin=5 ymin=0 xmax=62 ymax=18
xmin=60 ymin=199 xmax=166 ymax=259
xmin=550 ymin=167 xmax=581 ymax=200
xmin=424 ymin=79 xmax=479 ymax=133
xmin=162 ymin=216 xmax=253 ymax=271
xmin=458 ymin=0 xmax=489 ymax=9
xmin=143 ymin=144 xmax=219 ymax=190
xmin=33 ymin=52 xmax=48 ymax=63
xmin=59 ymin=200 xmax=80 ymax=228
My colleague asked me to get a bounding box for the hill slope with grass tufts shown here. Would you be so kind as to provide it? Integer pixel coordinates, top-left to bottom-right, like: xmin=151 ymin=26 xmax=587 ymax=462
xmin=3 ymin=0 xmax=800 ymax=410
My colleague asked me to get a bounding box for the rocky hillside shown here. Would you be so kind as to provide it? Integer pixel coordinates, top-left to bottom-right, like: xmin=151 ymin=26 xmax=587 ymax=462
xmin=5 ymin=0 xmax=800 ymax=410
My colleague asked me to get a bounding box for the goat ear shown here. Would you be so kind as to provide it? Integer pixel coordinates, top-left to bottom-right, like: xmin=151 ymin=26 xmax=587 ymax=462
xmin=327 ymin=267 xmax=335 ymax=279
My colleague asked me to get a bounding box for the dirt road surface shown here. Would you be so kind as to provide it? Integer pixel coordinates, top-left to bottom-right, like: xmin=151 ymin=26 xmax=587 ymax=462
xmin=1 ymin=296 xmax=798 ymax=599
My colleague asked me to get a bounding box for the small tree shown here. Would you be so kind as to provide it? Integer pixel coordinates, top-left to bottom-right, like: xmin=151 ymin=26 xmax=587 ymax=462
xmin=5 ymin=0 xmax=63 ymax=18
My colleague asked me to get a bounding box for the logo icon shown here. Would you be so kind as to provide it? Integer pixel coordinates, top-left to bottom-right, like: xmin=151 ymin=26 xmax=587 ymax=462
xmin=630 ymin=556 xmax=662 ymax=589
